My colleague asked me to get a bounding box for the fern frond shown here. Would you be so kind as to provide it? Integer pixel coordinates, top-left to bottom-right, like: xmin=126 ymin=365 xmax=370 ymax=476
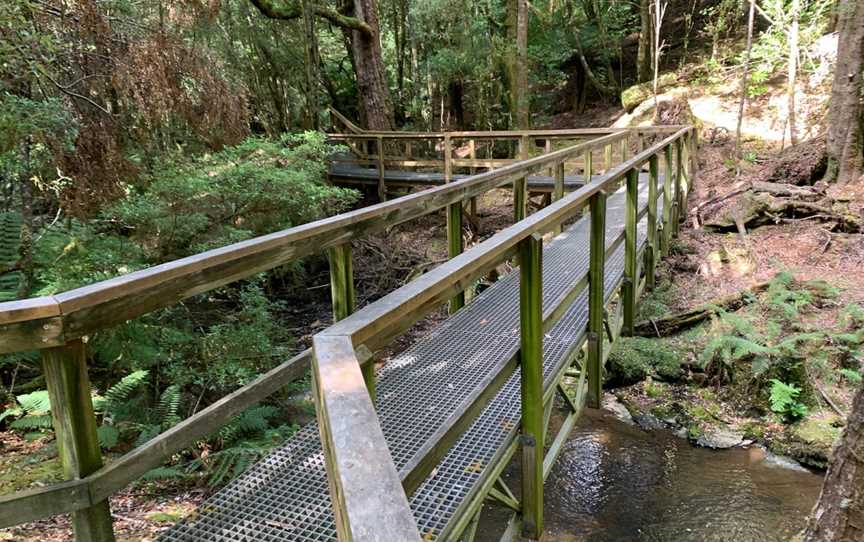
xmin=103 ymin=370 xmax=149 ymax=410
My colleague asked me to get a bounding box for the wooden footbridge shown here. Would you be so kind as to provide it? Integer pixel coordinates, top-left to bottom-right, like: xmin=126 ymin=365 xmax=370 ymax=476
xmin=0 ymin=118 xmax=696 ymax=541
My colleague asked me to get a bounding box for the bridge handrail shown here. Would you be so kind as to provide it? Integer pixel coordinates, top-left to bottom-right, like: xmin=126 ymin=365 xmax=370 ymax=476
xmin=312 ymin=126 xmax=696 ymax=539
xmin=0 ymin=129 xmax=641 ymax=536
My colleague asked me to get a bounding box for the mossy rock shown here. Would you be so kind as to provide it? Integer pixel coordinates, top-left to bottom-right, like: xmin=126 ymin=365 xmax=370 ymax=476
xmin=621 ymin=73 xmax=679 ymax=112
xmin=606 ymin=336 xmax=685 ymax=386
xmin=772 ymin=415 xmax=842 ymax=468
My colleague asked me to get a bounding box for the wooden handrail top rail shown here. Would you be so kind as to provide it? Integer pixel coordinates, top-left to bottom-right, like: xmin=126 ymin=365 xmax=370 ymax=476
xmin=0 ymin=131 xmax=629 ymax=355
xmin=327 ymin=126 xmax=686 ymax=141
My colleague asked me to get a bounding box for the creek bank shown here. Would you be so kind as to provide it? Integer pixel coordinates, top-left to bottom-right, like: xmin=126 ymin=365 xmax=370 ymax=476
xmin=606 ymin=382 xmax=840 ymax=468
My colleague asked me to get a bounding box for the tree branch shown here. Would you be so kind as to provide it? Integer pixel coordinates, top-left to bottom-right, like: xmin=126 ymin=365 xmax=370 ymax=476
xmin=249 ymin=0 xmax=373 ymax=36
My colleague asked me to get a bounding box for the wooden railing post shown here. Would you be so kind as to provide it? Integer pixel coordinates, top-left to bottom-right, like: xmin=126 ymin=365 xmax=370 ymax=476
xmin=447 ymin=202 xmax=465 ymax=313
xmin=679 ymin=134 xmax=690 ymax=217
xmin=619 ymin=135 xmax=629 ymax=162
xmin=514 ymin=135 xmax=529 ymax=221
xmin=327 ymin=245 xmax=374 ymax=401
xmin=661 ymin=144 xmax=674 ymax=256
xmin=376 ymin=135 xmax=386 ymax=202
xmin=583 ymin=148 xmax=593 ymax=183
xmin=552 ymin=162 xmax=565 ymax=235
xmin=587 ymin=191 xmax=606 ymax=409
xmin=604 ymin=143 xmax=613 ymax=172
xmin=646 ymin=154 xmax=659 ymax=289
xmin=518 ymin=233 xmax=543 ymax=540
xmin=674 ymin=137 xmax=683 ymax=236
xmin=622 ymin=168 xmax=638 ymax=336
xmin=42 ymin=340 xmax=115 ymax=542
xmin=468 ymin=138 xmax=478 ymax=230
xmin=444 ymin=134 xmax=466 ymax=312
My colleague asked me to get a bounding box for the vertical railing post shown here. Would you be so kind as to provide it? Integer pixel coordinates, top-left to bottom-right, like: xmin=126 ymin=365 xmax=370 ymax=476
xmin=518 ymin=233 xmax=544 ymax=540
xmin=444 ymin=134 xmax=465 ymax=312
xmin=514 ymin=135 xmax=529 ymax=221
xmin=661 ymin=144 xmax=674 ymax=256
xmin=604 ymin=143 xmax=613 ymax=172
xmin=552 ymin=162 xmax=565 ymax=235
xmin=587 ymin=192 xmax=606 ymax=409
xmin=376 ymin=135 xmax=386 ymax=202
xmin=674 ymin=137 xmax=683 ymax=236
xmin=622 ymin=168 xmax=638 ymax=336
xmin=583 ymin=148 xmax=593 ymax=183
xmin=42 ymin=340 xmax=115 ymax=542
xmin=619 ymin=134 xmax=629 ymax=162
xmin=468 ymin=138 xmax=478 ymax=229
xmin=679 ymin=134 xmax=690 ymax=218
xmin=327 ymin=245 xmax=373 ymax=401
xmin=646 ymin=154 xmax=659 ymax=289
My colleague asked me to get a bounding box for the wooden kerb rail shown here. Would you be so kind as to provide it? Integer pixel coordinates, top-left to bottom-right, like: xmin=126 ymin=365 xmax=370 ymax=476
xmin=0 ymin=124 xmax=696 ymax=542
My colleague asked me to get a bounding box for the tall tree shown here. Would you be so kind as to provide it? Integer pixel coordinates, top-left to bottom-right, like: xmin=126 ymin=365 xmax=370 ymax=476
xmin=825 ymin=0 xmax=864 ymax=183
xmin=249 ymin=0 xmax=395 ymax=130
xmin=787 ymin=0 xmax=800 ymax=146
xmin=734 ymin=0 xmax=756 ymax=175
xmin=803 ymin=382 xmax=864 ymax=541
xmin=505 ymin=0 xmax=530 ymax=129
xmin=637 ymin=0 xmax=653 ymax=83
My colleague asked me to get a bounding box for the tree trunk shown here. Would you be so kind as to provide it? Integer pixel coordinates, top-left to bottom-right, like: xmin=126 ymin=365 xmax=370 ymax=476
xmin=825 ymin=0 xmax=864 ymax=183
xmin=734 ymin=0 xmax=756 ymax=175
xmin=248 ymin=0 xmax=394 ymax=130
xmin=787 ymin=0 xmax=799 ymax=146
xmin=505 ymin=0 xmax=530 ymax=129
xmin=18 ymin=138 xmax=34 ymax=299
xmin=803 ymin=381 xmax=864 ymax=542
xmin=350 ymin=0 xmax=394 ymax=130
xmin=637 ymin=0 xmax=653 ymax=83
xmin=301 ymin=0 xmax=319 ymax=130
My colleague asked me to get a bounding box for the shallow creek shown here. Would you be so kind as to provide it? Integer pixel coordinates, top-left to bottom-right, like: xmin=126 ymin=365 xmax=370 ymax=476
xmin=477 ymin=408 xmax=823 ymax=541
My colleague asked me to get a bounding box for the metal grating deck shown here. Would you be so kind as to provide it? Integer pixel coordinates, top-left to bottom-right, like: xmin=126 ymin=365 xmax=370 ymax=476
xmin=159 ymin=176 xmax=663 ymax=542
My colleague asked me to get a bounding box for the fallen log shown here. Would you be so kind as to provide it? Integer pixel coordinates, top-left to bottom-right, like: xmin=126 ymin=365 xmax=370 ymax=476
xmin=750 ymin=181 xmax=824 ymax=200
xmin=634 ymin=281 xmax=772 ymax=337
xmin=704 ymin=192 xmax=862 ymax=233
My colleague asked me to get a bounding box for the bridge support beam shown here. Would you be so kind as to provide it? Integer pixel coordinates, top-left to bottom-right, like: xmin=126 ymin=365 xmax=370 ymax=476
xmin=514 ymin=136 xmax=529 ymax=222
xmin=43 ymin=341 xmax=115 ymax=542
xmin=587 ymin=191 xmax=606 ymax=408
xmin=518 ymin=233 xmax=544 ymax=540
xmin=448 ymin=202 xmax=465 ymax=312
xmin=622 ymin=169 xmax=639 ymax=336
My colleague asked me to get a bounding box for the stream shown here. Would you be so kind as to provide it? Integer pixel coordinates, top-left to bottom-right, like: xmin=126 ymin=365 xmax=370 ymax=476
xmin=478 ymin=407 xmax=823 ymax=541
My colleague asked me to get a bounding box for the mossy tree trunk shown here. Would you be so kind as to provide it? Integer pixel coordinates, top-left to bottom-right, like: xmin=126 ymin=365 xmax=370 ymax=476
xmin=636 ymin=0 xmax=653 ymax=83
xmin=825 ymin=0 xmax=864 ymax=183
xmin=803 ymin=381 xmax=864 ymax=541
xmin=505 ymin=0 xmax=530 ymax=129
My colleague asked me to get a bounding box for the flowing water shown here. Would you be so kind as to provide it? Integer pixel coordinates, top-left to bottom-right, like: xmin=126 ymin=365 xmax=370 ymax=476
xmin=478 ymin=408 xmax=823 ymax=541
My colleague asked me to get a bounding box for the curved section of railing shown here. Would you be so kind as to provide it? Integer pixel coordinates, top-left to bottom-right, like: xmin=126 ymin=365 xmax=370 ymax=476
xmin=0 ymin=127 xmax=677 ymax=541
xmin=312 ymin=126 xmax=697 ymax=539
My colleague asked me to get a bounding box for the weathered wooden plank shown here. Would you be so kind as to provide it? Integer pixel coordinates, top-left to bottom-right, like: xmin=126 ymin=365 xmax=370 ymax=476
xmin=42 ymin=341 xmax=115 ymax=542
xmin=447 ymin=201 xmax=466 ymax=313
xmin=622 ymin=169 xmax=639 ymax=336
xmin=662 ymin=144 xmax=674 ymax=256
xmin=587 ymin=191 xmax=606 ymax=409
xmin=646 ymin=154 xmax=659 ymax=288
xmin=312 ymin=334 xmax=420 ymax=541
xmin=518 ymin=233 xmax=544 ymax=540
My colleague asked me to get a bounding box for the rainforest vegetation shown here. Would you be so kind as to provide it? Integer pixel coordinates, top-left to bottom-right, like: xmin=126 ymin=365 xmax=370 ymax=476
xmin=0 ymin=0 xmax=863 ymax=540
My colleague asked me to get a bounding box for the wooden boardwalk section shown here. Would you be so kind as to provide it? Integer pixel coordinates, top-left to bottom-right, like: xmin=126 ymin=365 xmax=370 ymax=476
xmin=0 ymin=123 xmax=696 ymax=542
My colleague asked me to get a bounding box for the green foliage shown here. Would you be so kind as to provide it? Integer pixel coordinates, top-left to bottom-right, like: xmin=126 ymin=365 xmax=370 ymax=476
xmin=839 ymin=368 xmax=862 ymax=383
xmin=769 ymin=379 xmax=808 ymax=422
xmin=0 ymin=211 xmax=22 ymax=301
xmin=109 ymin=132 xmax=358 ymax=259
xmin=0 ymin=390 xmax=53 ymax=431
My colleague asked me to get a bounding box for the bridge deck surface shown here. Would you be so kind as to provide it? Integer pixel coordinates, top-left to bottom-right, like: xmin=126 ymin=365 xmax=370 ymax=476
xmin=328 ymin=163 xmax=590 ymax=192
xmin=159 ymin=175 xmax=660 ymax=542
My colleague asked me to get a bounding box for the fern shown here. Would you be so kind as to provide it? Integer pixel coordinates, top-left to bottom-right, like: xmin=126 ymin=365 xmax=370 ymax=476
xmin=156 ymin=384 xmax=182 ymax=429
xmin=769 ymin=379 xmax=808 ymax=422
xmin=2 ymin=390 xmax=52 ymax=431
xmin=100 ymin=370 xmax=149 ymax=412
xmin=218 ymin=405 xmax=279 ymax=444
